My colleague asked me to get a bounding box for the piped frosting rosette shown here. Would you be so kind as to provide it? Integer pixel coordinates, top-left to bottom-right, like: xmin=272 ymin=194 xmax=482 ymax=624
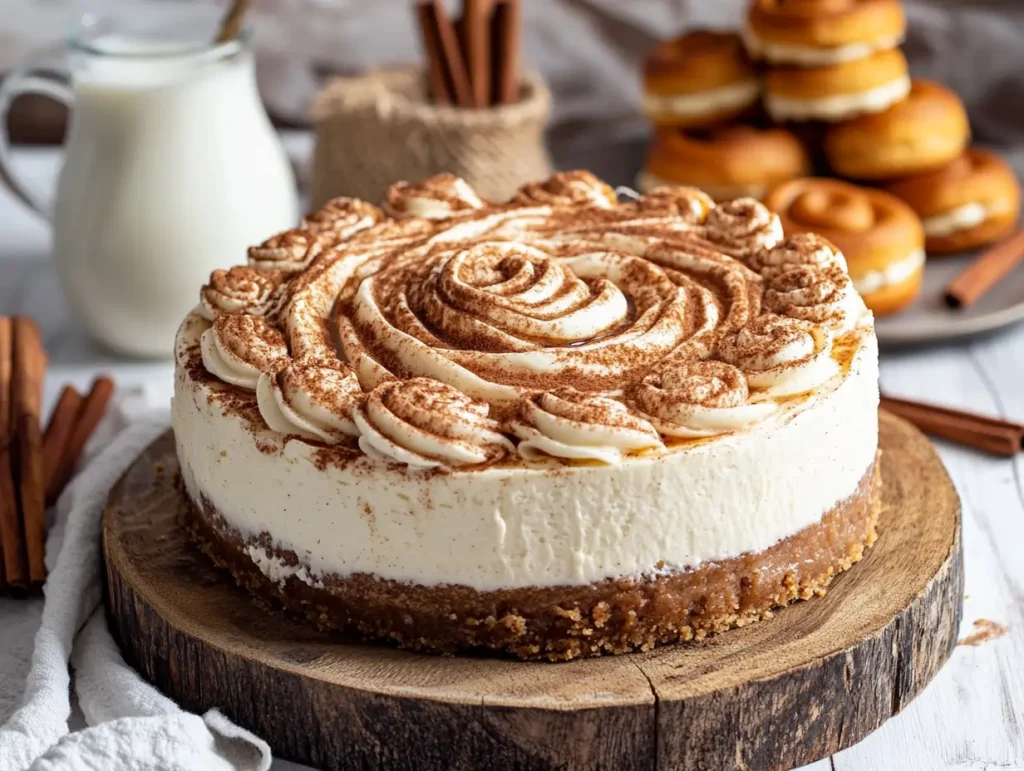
xmin=301 ymin=197 xmax=384 ymax=236
xmin=511 ymin=391 xmax=663 ymax=464
xmin=247 ymin=229 xmax=339 ymax=274
xmin=191 ymin=171 xmax=870 ymax=468
xmin=200 ymin=314 xmax=288 ymax=389
xmin=199 ymin=266 xmax=284 ymax=321
xmin=718 ymin=314 xmax=840 ymax=397
xmin=256 ymin=358 xmax=362 ymax=442
xmin=353 ymin=378 xmax=514 ymax=468
xmin=383 ymin=173 xmax=487 ymax=219
xmin=630 ymin=359 xmax=776 ymax=438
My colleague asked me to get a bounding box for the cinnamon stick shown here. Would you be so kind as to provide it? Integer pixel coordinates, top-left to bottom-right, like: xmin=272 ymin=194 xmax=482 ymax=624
xmin=0 ymin=318 xmax=26 ymax=591
xmin=418 ymin=0 xmax=474 ymax=107
xmin=944 ymin=227 xmax=1024 ymax=309
xmin=13 ymin=317 xmax=47 ymax=585
xmin=214 ymin=0 xmax=250 ymax=44
xmin=463 ymin=0 xmax=493 ymax=107
xmin=46 ymin=376 xmax=115 ymax=505
xmin=43 ymin=385 xmax=83 ymax=505
xmin=492 ymin=0 xmax=522 ymax=105
xmin=416 ymin=1 xmax=453 ymax=105
xmin=880 ymin=395 xmax=1024 ymax=457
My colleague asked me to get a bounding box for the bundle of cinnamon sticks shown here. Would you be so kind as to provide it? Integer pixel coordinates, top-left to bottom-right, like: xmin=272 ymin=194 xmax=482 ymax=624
xmin=880 ymin=395 xmax=1024 ymax=457
xmin=0 ymin=315 xmax=113 ymax=595
xmin=416 ymin=0 xmax=522 ymax=108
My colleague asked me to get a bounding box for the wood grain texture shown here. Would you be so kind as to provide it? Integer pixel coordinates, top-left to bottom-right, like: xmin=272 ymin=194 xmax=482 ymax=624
xmin=837 ymin=335 xmax=1024 ymax=771
xmin=102 ymin=412 xmax=962 ymax=771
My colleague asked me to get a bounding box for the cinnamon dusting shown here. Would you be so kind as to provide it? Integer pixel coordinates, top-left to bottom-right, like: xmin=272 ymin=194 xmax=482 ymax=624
xmin=181 ymin=170 xmax=873 ymax=469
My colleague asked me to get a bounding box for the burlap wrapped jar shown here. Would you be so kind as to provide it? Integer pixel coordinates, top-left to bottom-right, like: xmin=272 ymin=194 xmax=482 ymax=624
xmin=309 ymin=68 xmax=553 ymax=209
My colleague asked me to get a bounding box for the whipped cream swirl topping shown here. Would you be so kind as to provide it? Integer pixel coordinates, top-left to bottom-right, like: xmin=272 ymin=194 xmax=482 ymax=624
xmin=338 ymin=238 xmax=727 ymax=401
xmin=764 ymin=264 xmax=864 ymax=333
xmin=512 ymin=171 xmax=618 ymax=209
xmin=384 ymin=174 xmax=486 ymax=219
xmin=248 ymin=229 xmax=338 ymax=274
xmin=748 ymin=232 xmax=848 ymax=274
xmin=718 ymin=314 xmax=839 ymax=397
xmin=256 ymin=358 xmax=361 ymax=442
xmin=512 ymin=391 xmax=663 ymax=464
xmin=199 ymin=267 xmax=282 ymax=321
xmin=301 ymin=197 xmax=384 ymax=237
xmin=632 ymin=359 xmax=776 ymax=437
xmin=201 ymin=314 xmax=288 ymax=390
xmin=699 ymin=198 xmax=783 ymax=258
xmin=353 ymin=378 xmax=514 ymax=468
xmin=635 ymin=185 xmax=714 ymax=225
xmin=193 ymin=171 xmax=871 ymax=468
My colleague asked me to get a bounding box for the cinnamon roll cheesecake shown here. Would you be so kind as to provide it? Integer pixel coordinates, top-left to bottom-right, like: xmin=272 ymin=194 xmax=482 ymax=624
xmin=173 ymin=171 xmax=881 ymax=661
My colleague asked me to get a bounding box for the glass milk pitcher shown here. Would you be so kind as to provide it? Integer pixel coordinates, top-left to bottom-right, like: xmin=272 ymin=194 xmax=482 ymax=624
xmin=0 ymin=6 xmax=298 ymax=358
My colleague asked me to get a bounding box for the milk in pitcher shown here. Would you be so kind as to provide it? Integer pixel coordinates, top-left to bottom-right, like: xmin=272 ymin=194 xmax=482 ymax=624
xmin=52 ymin=33 xmax=297 ymax=357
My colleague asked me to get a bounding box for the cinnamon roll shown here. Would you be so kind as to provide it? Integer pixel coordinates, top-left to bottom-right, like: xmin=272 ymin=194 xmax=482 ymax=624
xmin=884 ymin=149 xmax=1021 ymax=254
xmin=825 ymin=81 xmax=970 ymax=180
xmin=765 ymin=48 xmax=910 ymax=123
xmin=639 ymin=125 xmax=811 ymax=202
xmin=766 ymin=178 xmax=924 ymax=316
xmin=744 ymin=0 xmax=906 ymax=66
xmin=642 ymin=31 xmax=761 ymax=128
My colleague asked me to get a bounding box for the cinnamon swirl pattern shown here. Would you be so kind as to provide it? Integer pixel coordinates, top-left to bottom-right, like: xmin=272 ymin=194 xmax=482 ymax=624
xmin=193 ymin=172 xmax=871 ymax=468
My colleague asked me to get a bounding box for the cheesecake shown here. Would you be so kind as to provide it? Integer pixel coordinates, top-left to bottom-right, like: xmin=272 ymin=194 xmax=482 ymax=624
xmin=173 ymin=171 xmax=881 ymax=661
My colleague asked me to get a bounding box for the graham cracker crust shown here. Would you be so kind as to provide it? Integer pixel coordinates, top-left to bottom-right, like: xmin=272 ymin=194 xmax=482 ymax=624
xmin=182 ymin=457 xmax=881 ymax=661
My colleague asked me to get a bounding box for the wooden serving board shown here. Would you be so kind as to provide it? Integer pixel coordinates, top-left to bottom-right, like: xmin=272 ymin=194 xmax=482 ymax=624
xmin=102 ymin=411 xmax=963 ymax=771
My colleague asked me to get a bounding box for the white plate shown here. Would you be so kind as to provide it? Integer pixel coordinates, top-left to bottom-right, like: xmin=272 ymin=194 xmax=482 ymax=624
xmin=874 ymin=252 xmax=1024 ymax=346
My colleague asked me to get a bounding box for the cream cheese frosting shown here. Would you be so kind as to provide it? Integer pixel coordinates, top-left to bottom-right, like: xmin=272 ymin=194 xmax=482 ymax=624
xmin=766 ymin=76 xmax=910 ymax=122
xmin=641 ymin=79 xmax=761 ymax=119
xmin=852 ymin=249 xmax=925 ymax=294
xmin=921 ymin=201 xmax=1011 ymax=238
xmin=173 ymin=171 xmax=880 ymax=592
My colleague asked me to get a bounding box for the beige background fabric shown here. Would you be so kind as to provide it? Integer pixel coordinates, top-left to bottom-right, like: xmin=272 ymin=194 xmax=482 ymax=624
xmin=3 ymin=1 xmax=1023 ymax=156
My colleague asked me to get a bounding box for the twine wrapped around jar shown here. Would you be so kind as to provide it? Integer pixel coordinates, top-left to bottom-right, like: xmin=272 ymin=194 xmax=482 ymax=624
xmin=310 ymin=68 xmax=553 ymax=208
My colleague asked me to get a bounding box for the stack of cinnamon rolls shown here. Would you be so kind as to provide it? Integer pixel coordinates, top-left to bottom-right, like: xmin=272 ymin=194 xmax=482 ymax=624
xmin=638 ymin=0 xmax=1021 ymax=317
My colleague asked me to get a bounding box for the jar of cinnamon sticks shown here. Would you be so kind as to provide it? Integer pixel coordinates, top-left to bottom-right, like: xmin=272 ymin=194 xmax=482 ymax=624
xmin=309 ymin=0 xmax=552 ymax=208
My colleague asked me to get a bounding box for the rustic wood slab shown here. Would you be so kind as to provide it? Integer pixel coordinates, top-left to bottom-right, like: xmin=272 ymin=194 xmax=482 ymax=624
xmin=102 ymin=411 xmax=963 ymax=771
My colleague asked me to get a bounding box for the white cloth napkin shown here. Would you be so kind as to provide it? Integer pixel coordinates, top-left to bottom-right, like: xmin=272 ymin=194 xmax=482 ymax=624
xmin=0 ymin=390 xmax=272 ymax=771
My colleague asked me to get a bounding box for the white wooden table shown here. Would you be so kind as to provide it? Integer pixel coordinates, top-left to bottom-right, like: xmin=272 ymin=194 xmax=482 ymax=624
xmin=0 ymin=148 xmax=1021 ymax=771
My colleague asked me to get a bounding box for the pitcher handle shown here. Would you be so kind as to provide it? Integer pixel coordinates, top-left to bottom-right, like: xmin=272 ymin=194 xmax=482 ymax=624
xmin=0 ymin=49 xmax=75 ymax=223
